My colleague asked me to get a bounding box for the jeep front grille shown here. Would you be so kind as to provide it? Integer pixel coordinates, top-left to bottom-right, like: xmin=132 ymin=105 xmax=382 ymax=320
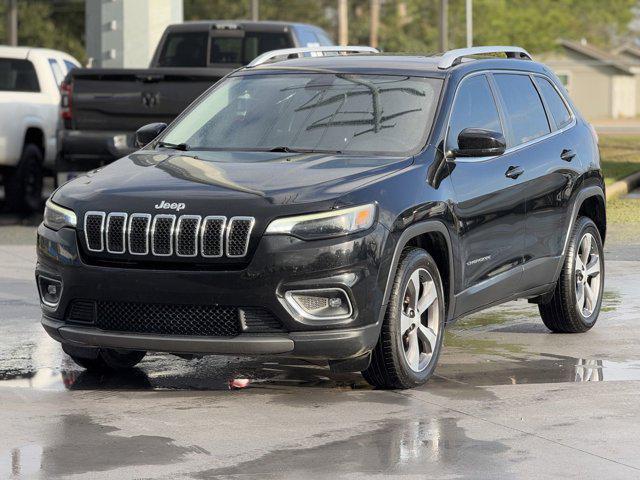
xmin=84 ymin=212 xmax=254 ymax=259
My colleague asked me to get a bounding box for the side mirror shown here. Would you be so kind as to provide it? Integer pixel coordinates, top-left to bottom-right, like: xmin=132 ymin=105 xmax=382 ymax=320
xmin=135 ymin=122 xmax=167 ymax=148
xmin=451 ymin=128 xmax=506 ymax=158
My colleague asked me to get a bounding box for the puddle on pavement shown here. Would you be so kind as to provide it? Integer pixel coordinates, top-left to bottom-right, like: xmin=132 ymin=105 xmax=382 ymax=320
xmin=0 ymin=415 xmax=204 ymax=478
xmin=0 ymin=356 xmax=373 ymax=392
xmin=1 ymin=352 xmax=639 ymax=393
xmin=194 ymin=417 xmax=511 ymax=478
xmin=436 ymin=354 xmax=640 ymax=386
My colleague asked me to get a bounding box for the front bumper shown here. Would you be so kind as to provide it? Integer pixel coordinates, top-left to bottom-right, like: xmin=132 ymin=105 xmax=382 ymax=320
xmin=42 ymin=316 xmax=380 ymax=358
xmin=36 ymin=221 xmax=390 ymax=360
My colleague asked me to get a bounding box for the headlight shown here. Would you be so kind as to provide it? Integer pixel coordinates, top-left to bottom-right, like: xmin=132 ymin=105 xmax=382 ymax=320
xmin=265 ymin=203 xmax=376 ymax=240
xmin=43 ymin=199 xmax=77 ymax=231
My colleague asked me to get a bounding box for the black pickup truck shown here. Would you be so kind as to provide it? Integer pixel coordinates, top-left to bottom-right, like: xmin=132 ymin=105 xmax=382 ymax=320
xmin=57 ymin=20 xmax=332 ymax=183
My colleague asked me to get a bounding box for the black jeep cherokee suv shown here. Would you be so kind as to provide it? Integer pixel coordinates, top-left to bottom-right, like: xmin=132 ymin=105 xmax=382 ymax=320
xmin=36 ymin=46 xmax=606 ymax=389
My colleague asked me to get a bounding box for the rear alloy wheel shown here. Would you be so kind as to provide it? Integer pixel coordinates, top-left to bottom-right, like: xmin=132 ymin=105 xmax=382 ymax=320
xmin=362 ymin=248 xmax=445 ymax=389
xmin=539 ymin=216 xmax=604 ymax=333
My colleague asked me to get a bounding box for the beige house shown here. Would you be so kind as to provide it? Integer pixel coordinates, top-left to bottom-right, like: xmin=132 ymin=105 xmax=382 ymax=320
xmin=537 ymin=40 xmax=636 ymax=120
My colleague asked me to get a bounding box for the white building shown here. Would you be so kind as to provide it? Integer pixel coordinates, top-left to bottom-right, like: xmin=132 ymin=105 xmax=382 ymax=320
xmin=85 ymin=0 xmax=183 ymax=68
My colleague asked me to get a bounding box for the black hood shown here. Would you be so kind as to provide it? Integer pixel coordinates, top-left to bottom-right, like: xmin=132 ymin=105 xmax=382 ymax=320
xmin=53 ymin=149 xmax=412 ymax=216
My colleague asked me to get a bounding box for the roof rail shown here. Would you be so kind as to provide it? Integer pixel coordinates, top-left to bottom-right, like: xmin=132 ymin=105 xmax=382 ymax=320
xmin=437 ymin=46 xmax=532 ymax=69
xmin=247 ymin=46 xmax=379 ymax=67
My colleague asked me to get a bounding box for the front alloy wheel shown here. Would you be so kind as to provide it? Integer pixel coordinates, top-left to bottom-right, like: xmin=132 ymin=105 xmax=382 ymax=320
xmin=362 ymin=247 xmax=445 ymax=389
xmin=400 ymin=268 xmax=440 ymax=373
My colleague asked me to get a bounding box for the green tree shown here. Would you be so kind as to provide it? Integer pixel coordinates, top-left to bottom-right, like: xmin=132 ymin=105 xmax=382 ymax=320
xmin=1 ymin=0 xmax=85 ymax=63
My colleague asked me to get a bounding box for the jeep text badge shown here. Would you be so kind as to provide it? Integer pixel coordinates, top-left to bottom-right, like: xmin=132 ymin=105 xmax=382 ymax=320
xmin=155 ymin=201 xmax=186 ymax=212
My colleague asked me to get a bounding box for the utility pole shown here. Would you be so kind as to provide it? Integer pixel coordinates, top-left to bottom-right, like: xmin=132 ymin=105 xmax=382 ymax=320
xmin=369 ymin=0 xmax=380 ymax=49
xmin=466 ymin=0 xmax=473 ymax=47
xmin=439 ymin=0 xmax=448 ymax=52
xmin=338 ymin=0 xmax=348 ymax=46
xmin=6 ymin=0 xmax=18 ymax=46
xmin=250 ymin=0 xmax=259 ymax=21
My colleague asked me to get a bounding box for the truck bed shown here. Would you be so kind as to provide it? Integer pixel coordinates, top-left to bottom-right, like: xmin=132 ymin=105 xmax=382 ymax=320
xmin=68 ymin=67 xmax=228 ymax=132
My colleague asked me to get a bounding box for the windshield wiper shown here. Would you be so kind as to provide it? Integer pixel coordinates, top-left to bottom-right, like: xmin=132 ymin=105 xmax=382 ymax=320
xmin=267 ymin=146 xmax=343 ymax=154
xmin=156 ymin=141 xmax=190 ymax=151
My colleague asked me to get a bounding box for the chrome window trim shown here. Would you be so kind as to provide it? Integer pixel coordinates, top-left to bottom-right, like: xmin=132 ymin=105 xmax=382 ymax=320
xmin=283 ymin=288 xmax=354 ymax=321
xmin=128 ymin=213 xmax=151 ymax=256
xmin=151 ymin=214 xmax=176 ymax=257
xmin=84 ymin=211 xmax=105 ymax=252
xmin=445 ymin=70 xmax=577 ymax=164
xmin=226 ymin=216 xmax=255 ymax=258
xmin=175 ymin=215 xmax=202 ymax=258
xmin=200 ymin=215 xmax=227 ymax=258
xmin=105 ymin=212 xmax=128 ymax=254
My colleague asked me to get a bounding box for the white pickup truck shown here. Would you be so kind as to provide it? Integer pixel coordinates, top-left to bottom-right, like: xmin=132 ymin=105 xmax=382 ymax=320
xmin=0 ymin=46 xmax=79 ymax=211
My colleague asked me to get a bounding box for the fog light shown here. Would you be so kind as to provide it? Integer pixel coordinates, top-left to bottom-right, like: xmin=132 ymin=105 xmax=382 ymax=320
xmin=37 ymin=275 xmax=62 ymax=307
xmin=285 ymin=288 xmax=352 ymax=321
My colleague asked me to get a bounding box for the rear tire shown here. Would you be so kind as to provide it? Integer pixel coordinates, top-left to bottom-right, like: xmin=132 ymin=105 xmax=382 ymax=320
xmin=67 ymin=348 xmax=146 ymax=372
xmin=538 ymin=216 xmax=604 ymax=333
xmin=4 ymin=143 xmax=43 ymax=213
xmin=362 ymin=247 xmax=445 ymax=389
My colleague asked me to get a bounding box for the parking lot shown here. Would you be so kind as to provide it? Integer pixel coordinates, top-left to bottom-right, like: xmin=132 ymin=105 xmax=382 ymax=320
xmin=1 ymin=214 xmax=639 ymax=479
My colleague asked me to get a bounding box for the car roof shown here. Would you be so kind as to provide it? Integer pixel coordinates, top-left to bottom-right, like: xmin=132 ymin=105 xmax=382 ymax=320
xmin=166 ymin=20 xmax=324 ymax=32
xmin=0 ymin=45 xmax=79 ymax=64
xmin=241 ymin=53 xmax=549 ymax=78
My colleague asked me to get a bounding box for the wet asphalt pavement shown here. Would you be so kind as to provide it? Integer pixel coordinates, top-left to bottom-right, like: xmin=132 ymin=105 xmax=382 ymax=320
xmin=1 ymin=220 xmax=640 ymax=479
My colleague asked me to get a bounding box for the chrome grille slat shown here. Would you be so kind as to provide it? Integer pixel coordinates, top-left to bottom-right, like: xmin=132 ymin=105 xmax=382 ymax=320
xmin=83 ymin=212 xmax=253 ymax=258
xmin=176 ymin=215 xmax=201 ymax=257
xmin=200 ymin=216 xmax=226 ymax=258
xmin=151 ymin=214 xmax=176 ymax=256
xmin=227 ymin=216 xmax=255 ymax=258
xmin=84 ymin=211 xmax=105 ymax=252
xmin=106 ymin=212 xmax=127 ymax=254
xmin=128 ymin=213 xmax=151 ymax=255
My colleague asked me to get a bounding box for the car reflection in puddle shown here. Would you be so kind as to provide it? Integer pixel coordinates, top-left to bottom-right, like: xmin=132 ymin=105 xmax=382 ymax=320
xmin=1 ymin=353 xmax=640 ymax=392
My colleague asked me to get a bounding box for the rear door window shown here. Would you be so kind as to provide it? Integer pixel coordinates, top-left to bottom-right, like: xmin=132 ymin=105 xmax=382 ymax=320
xmin=0 ymin=58 xmax=40 ymax=92
xmin=447 ymin=74 xmax=503 ymax=151
xmin=493 ymin=74 xmax=550 ymax=146
xmin=534 ymin=76 xmax=572 ymax=130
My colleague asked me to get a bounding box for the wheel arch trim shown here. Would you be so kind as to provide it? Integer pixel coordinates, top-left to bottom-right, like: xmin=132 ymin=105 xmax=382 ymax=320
xmin=379 ymin=221 xmax=455 ymax=324
xmin=554 ymin=185 xmax=605 ymax=282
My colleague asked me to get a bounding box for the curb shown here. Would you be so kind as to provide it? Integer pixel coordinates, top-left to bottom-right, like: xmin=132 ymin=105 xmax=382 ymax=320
xmin=606 ymin=170 xmax=640 ymax=200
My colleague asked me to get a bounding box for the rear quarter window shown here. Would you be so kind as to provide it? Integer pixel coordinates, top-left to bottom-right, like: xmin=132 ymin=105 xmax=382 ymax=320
xmin=534 ymin=76 xmax=573 ymax=130
xmin=0 ymin=58 xmax=40 ymax=92
xmin=493 ymin=74 xmax=550 ymax=146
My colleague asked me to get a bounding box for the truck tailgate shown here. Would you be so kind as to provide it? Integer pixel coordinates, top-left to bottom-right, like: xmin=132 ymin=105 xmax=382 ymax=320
xmin=69 ymin=67 xmax=227 ymax=131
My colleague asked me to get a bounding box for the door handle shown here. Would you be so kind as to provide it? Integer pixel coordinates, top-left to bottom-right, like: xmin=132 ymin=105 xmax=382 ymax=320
xmin=561 ymin=149 xmax=576 ymax=162
xmin=505 ymin=165 xmax=524 ymax=179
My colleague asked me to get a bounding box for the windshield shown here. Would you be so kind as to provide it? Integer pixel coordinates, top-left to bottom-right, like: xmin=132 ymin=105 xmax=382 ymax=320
xmin=161 ymin=73 xmax=442 ymax=155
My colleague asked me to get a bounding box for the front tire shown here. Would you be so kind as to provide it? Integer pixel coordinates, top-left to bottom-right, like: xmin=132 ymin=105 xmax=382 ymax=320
xmin=538 ymin=216 xmax=604 ymax=333
xmin=362 ymin=247 xmax=445 ymax=389
xmin=65 ymin=347 xmax=146 ymax=372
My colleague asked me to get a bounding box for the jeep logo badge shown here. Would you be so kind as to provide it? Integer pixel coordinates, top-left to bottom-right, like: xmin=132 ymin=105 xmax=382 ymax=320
xmin=155 ymin=201 xmax=186 ymax=211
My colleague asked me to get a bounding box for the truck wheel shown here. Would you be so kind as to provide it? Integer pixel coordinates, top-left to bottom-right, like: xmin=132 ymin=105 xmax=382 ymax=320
xmin=4 ymin=143 xmax=43 ymax=212
xmin=539 ymin=216 xmax=604 ymax=333
xmin=362 ymin=247 xmax=445 ymax=389
xmin=68 ymin=348 xmax=146 ymax=371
